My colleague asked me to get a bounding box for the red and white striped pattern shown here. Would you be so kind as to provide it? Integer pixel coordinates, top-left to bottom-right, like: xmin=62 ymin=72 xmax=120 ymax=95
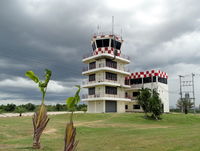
xmin=125 ymin=70 xmax=168 ymax=79
xmin=92 ymin=35 xmax=123 ymax=42
xmin=93 ymin=47 xmax=121 ymax=56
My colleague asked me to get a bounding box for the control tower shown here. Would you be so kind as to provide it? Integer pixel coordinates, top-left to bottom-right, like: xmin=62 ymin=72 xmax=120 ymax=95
xmin=82 ymin=34 xmax=131 ymax=113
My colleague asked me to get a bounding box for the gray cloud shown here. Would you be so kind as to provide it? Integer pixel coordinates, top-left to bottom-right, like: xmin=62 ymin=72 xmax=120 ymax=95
xmin=0 ymin=0 xmax=200 ymax=106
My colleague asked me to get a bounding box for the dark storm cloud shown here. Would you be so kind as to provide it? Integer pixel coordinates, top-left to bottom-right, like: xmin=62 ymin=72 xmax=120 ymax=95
xmin=0 ymin=0 xmax=200 ymax=106
xmin=0 ymin=0 xmax=103 ymax=81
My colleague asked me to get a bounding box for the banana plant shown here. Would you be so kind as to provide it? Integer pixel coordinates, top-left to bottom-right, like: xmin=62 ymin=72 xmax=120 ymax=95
xmin=25 ymin=69 xmax=52 ymax=149
xmin=64 ymin=85 xmax=80 ymax=151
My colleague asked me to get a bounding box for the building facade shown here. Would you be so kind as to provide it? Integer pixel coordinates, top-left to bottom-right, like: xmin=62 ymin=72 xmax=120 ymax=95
xmin=124 ymin=70 xmax=169 ymax=113
xmin=82 ymin=34 xmax=169 ymax=113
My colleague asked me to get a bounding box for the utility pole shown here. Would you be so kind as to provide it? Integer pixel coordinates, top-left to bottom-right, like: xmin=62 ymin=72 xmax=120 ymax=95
xmin=192 ymin=73 xmax=195 ymax=113
xmin=179 ymin=75 xmax=184 ymax=112
xmin=179 ymin=75 xmax=184 ymax=99
xmin=179 ymin=74 xmax=196 ymax=113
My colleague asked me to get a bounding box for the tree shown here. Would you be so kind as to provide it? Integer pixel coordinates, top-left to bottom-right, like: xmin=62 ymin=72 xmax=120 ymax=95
xmin=177 ymin=98 xmax=194 ymax=114
xmin=64 ymin=85 xmax=80 ymax=151
xmin=24 ymin=103 xmax=36 ymax=111
xmin=137 ymin=88 xmax=151 ymax=116
xmin=25 ymin=69 xmax=51 ymax=149
xmin=55 ymin=103 xmax=63 ymax=111
xmin=15 ymin=106 xmax=26 ymax=116
xmin=137 ymin=88 xmax=163 ymax=120
xmin=4 ymin=104 xmax=16 ymax=112
xmin=149 ymin=90 xmax=163 ymax=120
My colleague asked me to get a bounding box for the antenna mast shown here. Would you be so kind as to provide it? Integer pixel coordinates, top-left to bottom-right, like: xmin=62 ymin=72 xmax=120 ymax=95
xmin=97 ymin=25 xmax=100 ymax=35
xmin=112 ymin=16 xmax=114 ymax=35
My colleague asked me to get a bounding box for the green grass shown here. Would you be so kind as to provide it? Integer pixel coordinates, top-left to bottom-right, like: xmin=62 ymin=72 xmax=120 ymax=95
xmin=1 ymin=113 xmax=200 ymax=151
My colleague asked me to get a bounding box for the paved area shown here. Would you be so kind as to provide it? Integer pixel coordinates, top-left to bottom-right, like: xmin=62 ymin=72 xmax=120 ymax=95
xmin=0 ymin=111 xmax=84 ymax=117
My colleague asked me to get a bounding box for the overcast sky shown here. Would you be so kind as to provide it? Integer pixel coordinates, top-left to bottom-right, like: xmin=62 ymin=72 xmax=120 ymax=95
xmin=0 ymin=0 xmax=200 ymax=107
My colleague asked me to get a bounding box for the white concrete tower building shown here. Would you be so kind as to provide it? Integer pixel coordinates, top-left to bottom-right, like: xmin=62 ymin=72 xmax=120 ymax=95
xmin=82 ymin=34 xmax=131 ymax=113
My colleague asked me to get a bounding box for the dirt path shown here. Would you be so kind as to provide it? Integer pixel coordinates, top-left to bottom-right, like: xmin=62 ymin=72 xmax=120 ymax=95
xmin=0 ymin=111 xmax=84 ymax=118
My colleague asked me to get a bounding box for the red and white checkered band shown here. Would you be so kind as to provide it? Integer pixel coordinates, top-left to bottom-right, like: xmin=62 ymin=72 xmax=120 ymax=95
xmin=126 ymin=70 xmax=168 ymax=79
xmin=92 ymin=47 xmax=121 ymax=56
xmin=92 ymin=34 xmax=123 ymax=42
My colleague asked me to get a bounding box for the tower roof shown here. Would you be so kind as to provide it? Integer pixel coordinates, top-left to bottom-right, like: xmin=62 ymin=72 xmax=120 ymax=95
xmin=126 ymin=69 xmax=168 ymax=80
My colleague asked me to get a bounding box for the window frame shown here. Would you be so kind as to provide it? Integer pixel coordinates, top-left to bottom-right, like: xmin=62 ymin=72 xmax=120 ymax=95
xmin=105 ymin=86 xmax=117 ymax=95
xmin=106 ymin=72 xmax=117 ymax=81
xmin=88 ymin=87 xmax=95 ymax=95
xmin=89 ymin=74 xmax=95 ymax=82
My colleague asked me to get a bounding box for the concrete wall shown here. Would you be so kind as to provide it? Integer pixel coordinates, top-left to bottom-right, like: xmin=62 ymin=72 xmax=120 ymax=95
xmin=87 ymin=100 xmax=126 ymax=113
xmin=127 ymin=82 xmax=169 ymax=113
xmin=88 ymin=100 xmax=105 ymax=113
xmin=117 ymin=101 xmax=125 ymax=113
xmin=125 ymin=101 xmax=143 ymax=112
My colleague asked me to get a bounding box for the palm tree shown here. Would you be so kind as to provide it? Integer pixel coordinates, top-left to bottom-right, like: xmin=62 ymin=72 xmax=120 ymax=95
xmin=64 ymin=85 xmax=80 ymax=151
xmin=25 ymin=69 xmax=52 ymax=149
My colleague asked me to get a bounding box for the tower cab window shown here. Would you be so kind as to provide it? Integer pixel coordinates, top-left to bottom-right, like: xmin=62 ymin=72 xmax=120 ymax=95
xmin=92 ymin=42 xmax=96 ymax=51
xmin=96 ymin=39 xmax=110 ymax=48
xmin=111 ymin=39 xmax=121 ymax=50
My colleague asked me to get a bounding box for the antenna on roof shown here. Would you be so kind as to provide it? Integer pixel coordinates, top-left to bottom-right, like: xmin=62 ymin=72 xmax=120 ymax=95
xmin=97 ymin=25 xmax=100 ymax=35
xmin=121 ymin=28 xmax=123 ymax=39
xmin=111 ymin=16 xmax=117 ymax=60
xmin=112 ymin=16 xmax=114 ymax=35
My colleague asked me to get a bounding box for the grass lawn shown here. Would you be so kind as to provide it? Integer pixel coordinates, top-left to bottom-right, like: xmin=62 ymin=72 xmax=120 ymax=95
xmin=1 ymin=113 xmax=200 ymax=151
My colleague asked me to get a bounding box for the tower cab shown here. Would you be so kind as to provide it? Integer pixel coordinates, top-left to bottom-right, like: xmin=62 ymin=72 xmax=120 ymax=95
xmin=91 ymin=35 xmax=123 ymax=56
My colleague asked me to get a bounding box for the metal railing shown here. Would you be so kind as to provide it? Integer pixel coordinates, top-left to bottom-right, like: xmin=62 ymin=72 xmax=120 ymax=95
xmin=82 ymin=63 xmax=130 ymax=72
xmin=125 ymin=95 xmax=137 ymax=100
xmin=82 ymin=93 xmax=127 ymax=99
xmin=82 ymin=79 xmax=124 ymax=86
xmin=82 ymin=52 xmax=130 ymax=60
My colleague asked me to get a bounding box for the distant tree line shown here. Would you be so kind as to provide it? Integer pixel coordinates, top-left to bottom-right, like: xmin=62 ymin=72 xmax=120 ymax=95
xmin=0 ymin=103 xmax=87 ymax=113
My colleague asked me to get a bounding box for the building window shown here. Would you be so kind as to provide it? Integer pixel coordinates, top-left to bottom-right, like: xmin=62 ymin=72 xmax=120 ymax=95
xmin=111 ymin=39 xmax=121 ymax=50
xmin=153 ymin=76 xmax=156 ymax=82
xmin=92 ymin=42 xmax=96 ymax=51
xmin=88 ymin=87 xmax=95 ymax=95
xmin=130 ymin=78 xmax=142 ymax=84
xmin=133 ymin=105 xmax=140 ymax=109
xmin=96 ymin=39 xmax=110 ymax=48
xmin=125 ymin=79 xmax=129 ymax=85
xmin=133 ymin=92 xmax=140 ymax=97
xmin=125 ymin=105 xmax=128 ymax=110
xmin=106 ymin=59 xmax=117 ymax=69
xmin=105 ymin=86 xmax=117 ymax=95
xmin=143 ymin=77 xmax=152 ymax=83
xmin=89 ymin=74 xmax=95 ymax=81
xmin=158 ymin=77 xmax=167 ymax=84
xmin=143 ymin=76 xmax=157 ymax=83
xmin=106 ymin=72 xmax=117 ymax=81
xmin=89 ymin=62 xmax=96 ymax=69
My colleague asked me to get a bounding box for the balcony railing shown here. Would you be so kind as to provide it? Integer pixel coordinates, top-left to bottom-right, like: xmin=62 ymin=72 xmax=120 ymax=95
xmin=82 ymin=63 xmax=130 ymax=73
xmin=125 ymin=95 xmax=137 ymax=100
xmin=82 ymin=93 xmax=127 ymax=99
xmin=82 ymin=79 xmax=123 ymax=86
xmin=82 ymin=52 xmax=130 ymax=60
